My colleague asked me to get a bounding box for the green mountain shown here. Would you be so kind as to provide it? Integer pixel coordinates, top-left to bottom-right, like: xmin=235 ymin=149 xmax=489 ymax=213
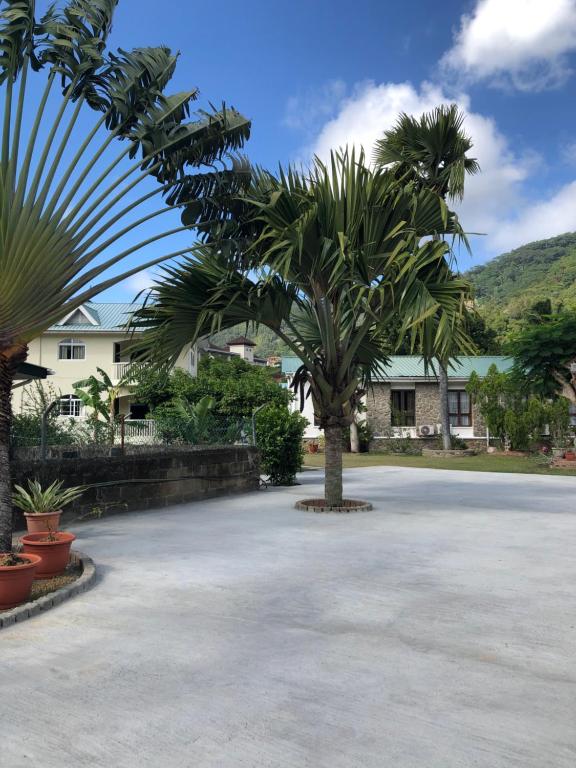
xmin=466 ymin=232 xmax=576 ymax=337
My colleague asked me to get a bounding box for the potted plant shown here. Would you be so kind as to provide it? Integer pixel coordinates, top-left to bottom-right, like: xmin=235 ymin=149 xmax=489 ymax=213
xmin=307 ymin=441 xmax=319 ymax=454
xmin=20 ymin=528 xmax=77 ymax=579
xmin=0 ymin=552 xmax=42 ymax=610
xmin=13 ymin=480 xmax=85 ymax=534
xmin=564 ymin=449 xmax=576 ymax=461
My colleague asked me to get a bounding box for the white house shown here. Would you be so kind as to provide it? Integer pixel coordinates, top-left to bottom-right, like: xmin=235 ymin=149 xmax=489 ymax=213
xmin=13 ymin=303 xmax=271 ymax=420
xmin=12 ymin=302 xmax=196 ymax=420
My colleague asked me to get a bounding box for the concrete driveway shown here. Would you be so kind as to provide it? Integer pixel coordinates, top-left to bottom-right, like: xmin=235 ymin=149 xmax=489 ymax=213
xmin=2 ymin=466 xmax=576 ymax=767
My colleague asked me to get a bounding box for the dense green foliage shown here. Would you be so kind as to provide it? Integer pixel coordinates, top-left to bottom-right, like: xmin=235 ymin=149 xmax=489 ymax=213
xmin=132 ymin=357 xmax=289 ymax=419
xmin=467 ymin=232 xmax=576 ymax=340
xmin=255 ymin=405 xmax=306 ymax=485
xmin=467 ymin=364 xmax=570 ymax=450
xmin=508 ymin=312 xmax=576 ymax=402
xmin=151 ymin=395 xmax=240 ymax=445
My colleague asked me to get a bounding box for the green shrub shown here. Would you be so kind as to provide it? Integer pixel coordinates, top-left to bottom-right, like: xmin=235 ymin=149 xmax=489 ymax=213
xmin=255 ymin=406 xmax=307 ymax=485
xmin=132 ymin=357 xmax=289 ymax=419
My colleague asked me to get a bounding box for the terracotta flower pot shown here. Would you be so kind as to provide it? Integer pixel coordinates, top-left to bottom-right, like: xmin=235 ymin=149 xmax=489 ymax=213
xmin=308 ymin=443 xmax=319 ymax=454
xmin=0 ymin=553 xmax=42 ymax=610
xmin=565 ymin=451 xmax=576 ymax=461
xmin=21 ymin=532 xmax=76 ymax=579
xmin=24 ymin=510 xmax=62 ymax=534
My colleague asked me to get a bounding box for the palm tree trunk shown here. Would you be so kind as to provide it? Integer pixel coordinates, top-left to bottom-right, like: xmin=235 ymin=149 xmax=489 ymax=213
xmin=438 ymin=361 xmax=451 ymax=450
xmin=350 ymin=420 xmax=360 ymax=453
xmin=324 ymin=425 xmax=343 ymax=506
xmin=0 ymin=351 xmax=23 ymax=552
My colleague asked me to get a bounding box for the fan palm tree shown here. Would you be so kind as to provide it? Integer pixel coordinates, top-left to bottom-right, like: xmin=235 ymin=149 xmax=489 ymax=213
xmin=0 ymin=0 xmax=250 ymax=551
xmin=374 ymin=104 xmax=479 ymax=449
xmin=132 ymin=149 xmax=473 ymax=507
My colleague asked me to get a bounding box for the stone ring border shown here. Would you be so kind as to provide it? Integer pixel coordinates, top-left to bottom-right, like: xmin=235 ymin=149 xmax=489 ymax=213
xmin=0 ymin=550 xmax=96 ymax=630
xmin=295 ymin=499 xmax=373 ymax=513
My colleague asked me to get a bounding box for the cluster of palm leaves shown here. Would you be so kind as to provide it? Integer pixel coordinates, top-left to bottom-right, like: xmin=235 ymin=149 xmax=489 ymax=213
xmin=132 ymin=147 xmax=475 ymax=504
xmin=0 ymin=0 xmax=250 ymax=551
xmin=0 ymin=0 xmax=250 ymax=353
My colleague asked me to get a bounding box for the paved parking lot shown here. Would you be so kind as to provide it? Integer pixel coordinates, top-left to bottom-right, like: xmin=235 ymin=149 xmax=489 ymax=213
xmin=2 ymin=466 xmax=576 ymax=767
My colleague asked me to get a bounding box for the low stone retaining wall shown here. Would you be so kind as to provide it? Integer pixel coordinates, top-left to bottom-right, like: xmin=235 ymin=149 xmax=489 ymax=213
xmin=12 ymin=446 xmax=260 ymax=529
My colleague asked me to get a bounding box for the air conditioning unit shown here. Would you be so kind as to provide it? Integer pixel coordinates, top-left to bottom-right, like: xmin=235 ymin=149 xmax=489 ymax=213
xmin=418 ymin=424 xmax=436 ymax=437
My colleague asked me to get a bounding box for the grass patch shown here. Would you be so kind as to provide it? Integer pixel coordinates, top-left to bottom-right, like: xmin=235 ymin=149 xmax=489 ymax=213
xmin=304 ymin=452 xmax=576 ymax=476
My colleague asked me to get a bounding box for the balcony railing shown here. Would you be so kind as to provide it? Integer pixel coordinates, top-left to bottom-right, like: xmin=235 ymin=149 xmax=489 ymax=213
xmin=112 ymin=361 xmax=135 ymax=381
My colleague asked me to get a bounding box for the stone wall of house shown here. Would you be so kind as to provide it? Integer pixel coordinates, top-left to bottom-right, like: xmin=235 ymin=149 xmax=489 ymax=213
xmin=415 ymin=383 xmax=440 ymax=426
xmin=11 ymin=446 xmax=260 ymax=531
xmin=367 ymin=381 xmax=486 ymax=437
xmin=366 ymin=383 xmax=392 ymax=436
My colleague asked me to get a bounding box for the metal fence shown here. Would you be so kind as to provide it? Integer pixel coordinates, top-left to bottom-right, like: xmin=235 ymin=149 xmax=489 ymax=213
xmin=10 ymin=412 xmax=253 ymax=461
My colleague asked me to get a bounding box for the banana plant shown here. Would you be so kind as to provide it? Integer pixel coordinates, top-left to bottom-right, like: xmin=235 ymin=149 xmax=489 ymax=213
xmin=0 ymin=0 xmax=250 ymax=551
xmin=132 ymin=149 xmax=473 ymax=507
xmin=73 ymin=365 xmax=131 ymax=443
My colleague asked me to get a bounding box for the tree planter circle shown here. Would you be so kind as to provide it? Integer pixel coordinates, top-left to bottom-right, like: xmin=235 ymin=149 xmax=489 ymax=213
xmin=24 ymin=510 xmax=62 ymax=534
xmin=0 ymin=554 xmax=42 ymax=610
xmin=21 ymin=532 xmax=76 ymax=579
xmin=295 ymin=498 xmax=373 ymax=513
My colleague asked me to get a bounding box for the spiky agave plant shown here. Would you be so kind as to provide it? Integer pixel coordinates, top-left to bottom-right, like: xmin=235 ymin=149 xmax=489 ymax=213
xmin=0 ymin=0 xmax=251 ymax=550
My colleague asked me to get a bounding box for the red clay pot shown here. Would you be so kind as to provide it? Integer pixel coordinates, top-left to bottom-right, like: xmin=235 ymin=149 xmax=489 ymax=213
xmin=0 ymin=553 xmax=42 ymax=609
xmin=564 ymin=451 xmax=576 ymax=461
xmin=308 ymin=443 xmax=319 ymax=454
xmin=24 ymin=510 xmax=62 ymax=534
xmin=20 ymin=532 xmax=76 ymax=579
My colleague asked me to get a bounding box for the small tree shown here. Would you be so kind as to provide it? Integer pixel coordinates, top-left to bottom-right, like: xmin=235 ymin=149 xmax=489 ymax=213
xmin=255 ymin=405 xmax=306 ymax=485
xmin=509 ymin=313 xmax=576 ymax=404
xmin=467 ymin=365 xmax=548 ymax=451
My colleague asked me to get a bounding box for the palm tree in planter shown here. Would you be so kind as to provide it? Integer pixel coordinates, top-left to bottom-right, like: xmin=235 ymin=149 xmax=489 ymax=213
xmin=0 ymin=0 xmax=251 ymax=552
xmin=132 ymin=149 xmax=473 ymax=508
xmin=374 ymin=104 xmax=479 ymax=450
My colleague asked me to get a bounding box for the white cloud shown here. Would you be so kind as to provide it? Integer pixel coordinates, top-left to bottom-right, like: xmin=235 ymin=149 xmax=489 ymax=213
xmin=442 ymin=0 xmax=576 ymax=90
xmin=307 ymin=80 xmax=537 ymax=249
xmin=283 ymin=80 xmax=347 ymax=134
xmin=488 ymin=181 xmax=576 ymax=252
xmin=125 ymin=270 xmax=156 ymax=297
xmin=562 ymin=140 xmax=576 ymax=165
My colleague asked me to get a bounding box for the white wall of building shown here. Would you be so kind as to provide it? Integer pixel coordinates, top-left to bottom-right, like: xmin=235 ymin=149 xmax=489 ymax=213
xmin=13 ymin=332 xmax=195 ymax=418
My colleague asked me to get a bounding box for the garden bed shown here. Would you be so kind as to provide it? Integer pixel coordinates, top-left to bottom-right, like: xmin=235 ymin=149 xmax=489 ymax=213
xmin=0 ymin=550 xmax=96 ymax=629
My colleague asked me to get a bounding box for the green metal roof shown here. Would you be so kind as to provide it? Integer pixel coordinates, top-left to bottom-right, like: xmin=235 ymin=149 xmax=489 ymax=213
xmin=49 ymin=303 xmax=141 ymax=332
xmin=281 ymin=355 xmax=514 ymax=379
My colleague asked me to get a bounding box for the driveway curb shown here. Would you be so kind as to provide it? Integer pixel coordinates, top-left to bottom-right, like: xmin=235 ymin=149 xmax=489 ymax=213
xmin=0 ymin=550 xmax=96 ymax=630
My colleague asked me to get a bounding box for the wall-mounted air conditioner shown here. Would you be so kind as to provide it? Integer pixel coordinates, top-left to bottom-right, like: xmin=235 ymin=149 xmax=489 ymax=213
xmin=417 ymin=424 xmax=436 ymax=437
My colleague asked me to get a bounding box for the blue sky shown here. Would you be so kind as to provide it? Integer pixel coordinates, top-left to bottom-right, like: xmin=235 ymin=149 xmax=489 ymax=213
xmin=23 ymin=0 xmax=576 ymax=300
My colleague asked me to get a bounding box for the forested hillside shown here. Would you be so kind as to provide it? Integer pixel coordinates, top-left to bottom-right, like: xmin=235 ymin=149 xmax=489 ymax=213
xmin=466 ymin=232 xmax=576 ymax=336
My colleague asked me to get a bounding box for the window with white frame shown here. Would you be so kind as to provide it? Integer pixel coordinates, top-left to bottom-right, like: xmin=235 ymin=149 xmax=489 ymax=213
xmin=58 ymin=338 xmax=85 ymax=360
xmin=59 ymin=395 xmax=83 ymax=418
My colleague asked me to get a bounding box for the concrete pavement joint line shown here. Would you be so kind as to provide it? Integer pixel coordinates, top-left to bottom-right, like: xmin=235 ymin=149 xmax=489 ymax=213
xmin=0 ymin=550 xmax=96 ymax=630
